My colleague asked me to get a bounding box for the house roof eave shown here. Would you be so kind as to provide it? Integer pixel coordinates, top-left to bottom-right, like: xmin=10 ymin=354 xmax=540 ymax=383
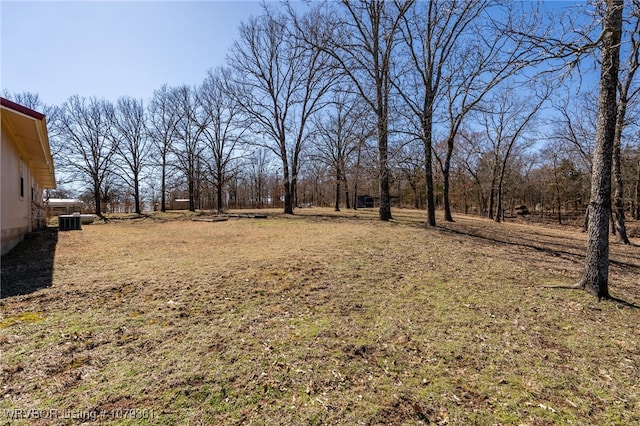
xmin=1 ymin=97 xmax=56 ymax=189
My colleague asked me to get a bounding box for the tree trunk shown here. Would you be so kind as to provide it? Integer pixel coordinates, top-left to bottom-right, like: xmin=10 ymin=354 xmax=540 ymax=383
xmin=583 ymin=206 xmax=589 ymax=232
xmin=424 ymin=141 xmax=436 ymax=226
xmin=423 ymin=113 xmax=436 ymax=226
xmin=291 ymin=179 xmax=298 ymax=213
xmin=94 ymin=183 xmax=102 ymax=217
xmin=188 ymin=176 xmax=195 ymax=212
xmin=344 ymin=176 xmax=351 ymax=210
xmin=556 ymin=188 xmax=562 ymax=225
xmin=378 ymin=117 xmax=392 ymax=221
xmin=612 ymin=91 xmax=630 ymax=243
xmin=283 ymin=179 xmax=293 ymax=214
xmin=161 ymin=157 xmax=167 ymax=212
xmin=635 ymin=158 xmax=640 ymax=219
xmin=610 ymin=210 xmax=617 ymax=235
xmin=487 ymin=181 xmax=496 ymax=220
xmin=134 ymin=176 xmax=141 ymax=215
xmin=495 ymin=176 xmax=505 ymax=223
xmin=579 ymin=0 xmax=622 ymax=299
xmin=216 ymin=179 xmax=224 ymax=214
xmin=280 ymin=136 xmax=294 ymax=214
xmin=353 ymin=143 xmax=361 ymax=211
xmin=443 ymin=137 xmax=455 ymax=222
xmin=553 ymin=163 xmax=562 ymax=225
xmin=335 ymin=171 xmax=341 ymax=212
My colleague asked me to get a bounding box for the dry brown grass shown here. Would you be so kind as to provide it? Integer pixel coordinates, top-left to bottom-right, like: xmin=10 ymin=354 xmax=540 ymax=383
xmin=1 ymin=208 xmax=639 ymax=425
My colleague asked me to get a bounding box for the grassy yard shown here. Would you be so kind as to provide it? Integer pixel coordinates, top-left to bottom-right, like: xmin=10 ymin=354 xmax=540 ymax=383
xmin=1 ymin=208 xmax=639 ymax=425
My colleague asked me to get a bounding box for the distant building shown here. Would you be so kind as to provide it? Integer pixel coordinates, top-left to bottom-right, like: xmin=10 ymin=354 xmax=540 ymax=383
xmin=1 ymin=97 xmax=56 ymax=255
xmin=171 ymin=199 xmax=191 ymax=210
xmin=355 ymin=195 xmax=377 ymax=209
xmin=47 ymin=198 xmax=85 ymax=216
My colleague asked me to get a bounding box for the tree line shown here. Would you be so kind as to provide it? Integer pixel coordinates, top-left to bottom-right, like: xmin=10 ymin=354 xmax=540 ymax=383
xmin=4 ymin=0 xmax=639 ymax=298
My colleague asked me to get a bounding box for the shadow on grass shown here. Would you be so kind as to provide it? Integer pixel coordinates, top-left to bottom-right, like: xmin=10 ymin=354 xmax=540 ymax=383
xmin=437 ymin=224 xmax=640 ymax=272
xmin=607 ymin=296 xmax=640 ymax=309
xmin=438 ymin=225 xmax=640 ymax=308
xmin=1 ymin=228 xmax=58 ymax=299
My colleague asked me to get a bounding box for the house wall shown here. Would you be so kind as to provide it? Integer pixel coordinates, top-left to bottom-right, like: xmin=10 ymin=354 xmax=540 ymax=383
xmin=1 ymin=125 xmax=37 ymax=255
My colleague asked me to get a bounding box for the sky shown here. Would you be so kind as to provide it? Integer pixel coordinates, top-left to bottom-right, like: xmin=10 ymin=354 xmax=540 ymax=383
xmin=1 ymin=1 xmax=266 ymax=107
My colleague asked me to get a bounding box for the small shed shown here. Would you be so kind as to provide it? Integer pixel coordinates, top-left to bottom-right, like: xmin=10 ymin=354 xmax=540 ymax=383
xmin=171 ymin=198 xmax=191 ymax=210
xmin=355 ymin=195 xmax=377 ymax=209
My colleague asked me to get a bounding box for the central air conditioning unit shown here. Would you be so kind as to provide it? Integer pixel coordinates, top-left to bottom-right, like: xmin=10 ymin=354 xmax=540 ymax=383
xmin=58 ymin=214 xmax=82 ymax=231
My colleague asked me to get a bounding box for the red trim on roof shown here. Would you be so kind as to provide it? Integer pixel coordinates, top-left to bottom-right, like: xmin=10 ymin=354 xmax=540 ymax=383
xmin=0 ymin=97 xmax=45 ymax=121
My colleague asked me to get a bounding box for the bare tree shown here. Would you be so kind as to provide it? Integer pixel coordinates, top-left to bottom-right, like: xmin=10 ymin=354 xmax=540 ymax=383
xmin=312 ymin=89 xmax=373 ymax=211
xmin=295 ymin=0 xmax=414 ymax=220
xmin=1 ymin=90 xmax=43 ymax=110
xmin=197 ymin=67 xmax=246 ymax=214
xmin=148 ymin=84 xmax=179 ymax=212
xmin=392 ymin=0 xmax=539 ymax=225
xmin=171 ymin=85 xmax=204 ymax=212
xmin=229 ymin=6 xmax=335 ymax=214
xmin=635 ymin=131 xmax=640 ymax=219
xmin=578 ymin=0 xmax=623 ymax=299
xmin=611 ymin=0 xmax=640 ymax=244
xmin=475 ymin=86 xmax=547 ymax=222
xmin=111 ymin=96 xmax=150 ymax=215
xmin=392 ymin=0 xmax=490 ymax=226
xmin=54 ymin=96 xmax=117 ymax=217
xmin=392 ymin=140 xmax=424 ymax=209
xmin=550 ymin=90 xmax=598 ymax=173
xmin=457 ymin=131 xmax=490 ymax=214
xmin=246 ymin=148 xmax=276 ymax=208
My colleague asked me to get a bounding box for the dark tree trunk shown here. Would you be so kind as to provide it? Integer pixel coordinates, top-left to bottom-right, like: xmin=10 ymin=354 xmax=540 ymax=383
xmin=216 ymin=180 xmax=224 ymax=214
xmin=378 ymin=117 xmax=392 ymax=221
xmin=344 ymin=175 xmax=351 ymax=210
xmin=553 ymin=164 xmax=562 ymax=225
xmin=442 ymin=167 xmax=453 ymax=221
xmin=488 ymin=183 xmax=496 ymax=220
xmin=160 ymin=158 xmax=167 ymax=212
xmin=134 ymin=177 xmax=141 ymax=215
xmin=94 ymin=183 xmax=102 ymax=217
xmin=443 ymin=137 xmax=454 ymax=222
xmin=423 ymin=113 xmax=436 ymax=226
xmin=610 ymin=210 xmax=617 ymax=235
xmin=283 ymin=180 xmax=293 ymax=214
xmin=293 ymin=184 xmax=298 ymax=211
xmin=635 ymin=159 xmax=640 ymax=219
xmin=556 ymin=190 xmax=562 ymax=225
xmin=424 ymin=141 xmax=436 ymax=226
xmin=579 ymin=0 xmax=623 ymax=299
xmin=353 ymin=140 xmax=362 ymax=211
xmin=335 ymin=171 xmax=341 ymax=212
xmin=495 ymin=180 xmax=503 ymax=223
xmin=283 ymin=180 xmax=294 ymax=214
xmin=280 ymin=136 xmax=294 ymax=215
xmin=188 ymin=176 xmax=195 ymax=212
xmin=612 ymin=88 xmax=630 ymax=244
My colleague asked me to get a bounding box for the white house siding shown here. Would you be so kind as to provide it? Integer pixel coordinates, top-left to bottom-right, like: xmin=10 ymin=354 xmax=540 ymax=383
xmin=1 ymin=126 xmax=33 ymax=254
xmin=1 ymin=98 xmax=55 ymax=256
